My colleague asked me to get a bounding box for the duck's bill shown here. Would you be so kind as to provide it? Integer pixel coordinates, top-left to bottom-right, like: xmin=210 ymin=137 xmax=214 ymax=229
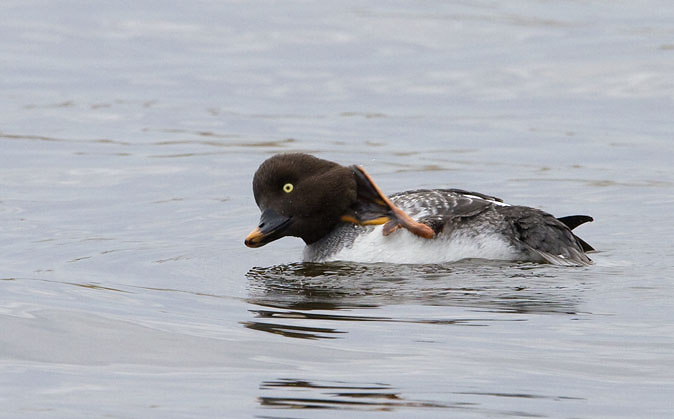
xmin=343 ymin=165 xmax=435 ymax=239
xmin=244 ymin=208 xmax=292 ymax=248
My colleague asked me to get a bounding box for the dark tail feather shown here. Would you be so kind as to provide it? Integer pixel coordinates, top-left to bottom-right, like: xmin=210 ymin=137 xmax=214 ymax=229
xmin=575 ymin=236 xmax=595 ymax=252
xmin=557 ymin=215 xmax=593 ymax=230
xmin=557 ymin=215 xmax=595 ymax=252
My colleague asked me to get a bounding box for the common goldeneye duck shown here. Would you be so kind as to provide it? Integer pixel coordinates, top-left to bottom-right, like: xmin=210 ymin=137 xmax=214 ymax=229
xmin=244 ymin=153 xmax=594 ymax=266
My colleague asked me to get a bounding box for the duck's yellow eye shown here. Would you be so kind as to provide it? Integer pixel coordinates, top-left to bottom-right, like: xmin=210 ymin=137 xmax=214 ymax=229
xmin=283 ymin=183 xmax=294 ymax=193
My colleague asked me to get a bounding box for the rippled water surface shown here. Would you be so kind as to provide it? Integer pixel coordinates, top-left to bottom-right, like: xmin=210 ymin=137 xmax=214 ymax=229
xmin=2 ymin=1 xmax=674 ymax=418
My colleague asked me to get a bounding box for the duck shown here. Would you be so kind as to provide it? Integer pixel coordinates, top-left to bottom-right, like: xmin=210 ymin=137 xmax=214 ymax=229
xmin=244 ymin=153 xmax=594 ymax=266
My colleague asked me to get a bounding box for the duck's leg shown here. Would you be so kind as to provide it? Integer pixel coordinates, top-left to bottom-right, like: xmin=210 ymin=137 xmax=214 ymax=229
xmin=382 ymin=220 xmax=401 ymax=236
xmin=351 ymin=165 xmax=435 ymax=239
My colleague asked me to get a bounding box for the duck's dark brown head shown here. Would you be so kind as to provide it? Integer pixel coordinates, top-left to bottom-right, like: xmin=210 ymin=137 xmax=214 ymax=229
xmin=244 ymin=153 xmax=435 ymax=248
xmin=245 ymin=153 xmax=356 ymax=246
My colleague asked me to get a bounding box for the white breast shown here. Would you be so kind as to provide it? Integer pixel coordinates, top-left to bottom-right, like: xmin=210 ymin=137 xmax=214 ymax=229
xmin=304 ymin=224 xmax=520 ymax=264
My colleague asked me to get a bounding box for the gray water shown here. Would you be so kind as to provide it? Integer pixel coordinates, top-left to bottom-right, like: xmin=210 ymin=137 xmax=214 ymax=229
xmin=2 ymin=1 xmax=674 ymax=418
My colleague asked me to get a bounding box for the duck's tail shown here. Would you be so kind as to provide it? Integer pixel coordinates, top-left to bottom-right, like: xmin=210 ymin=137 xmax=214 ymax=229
xmin=557 ymin=215 xmax=595 ymax=252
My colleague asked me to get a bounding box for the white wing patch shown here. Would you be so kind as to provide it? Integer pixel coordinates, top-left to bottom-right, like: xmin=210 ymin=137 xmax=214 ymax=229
xmin=462 ymin=194 xmax=510 ymax=207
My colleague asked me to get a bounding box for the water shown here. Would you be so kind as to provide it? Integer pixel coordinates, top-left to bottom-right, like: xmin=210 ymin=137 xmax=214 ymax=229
xmin=2 ymin=1 xmax=673 ymax=417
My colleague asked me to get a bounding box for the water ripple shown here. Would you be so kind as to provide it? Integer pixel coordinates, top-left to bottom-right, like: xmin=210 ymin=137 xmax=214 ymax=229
xmin=246 ymin=261 xmax=584 ymax=314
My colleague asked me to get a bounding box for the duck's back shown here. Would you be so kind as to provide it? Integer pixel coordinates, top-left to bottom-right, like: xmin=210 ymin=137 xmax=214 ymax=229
xmin=304 ymin=189 xmax=592 ymax=265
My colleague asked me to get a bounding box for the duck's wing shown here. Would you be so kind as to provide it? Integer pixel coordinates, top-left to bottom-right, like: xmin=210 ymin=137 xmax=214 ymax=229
xmin=391 ymin=190 xmax=594 ymax=265
xmin=389 ymin=189 xmax=501 ymax=235
xmin=499 ymin=206 xmax=593 ymax=266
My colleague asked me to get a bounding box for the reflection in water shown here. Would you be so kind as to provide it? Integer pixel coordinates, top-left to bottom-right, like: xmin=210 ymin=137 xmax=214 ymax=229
xmin=258 ymin=378 xmax=460 ymax=412
xmin=243 ymin=306 xmax=515 ymax=340
xmin=246 ymin=261 xmax=584 ymax=313
xmin=242 ymin=316 xmax=345 ymax=340
xmin=257 ymin=378 xmax=586 ymax=414
xmin=246 ymin=263 xmax=588 ymax=412
xmin=455 ymin=391 xmax=585 ymax=401
xmin=244 ymin=261 xmax=585 ymax=340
